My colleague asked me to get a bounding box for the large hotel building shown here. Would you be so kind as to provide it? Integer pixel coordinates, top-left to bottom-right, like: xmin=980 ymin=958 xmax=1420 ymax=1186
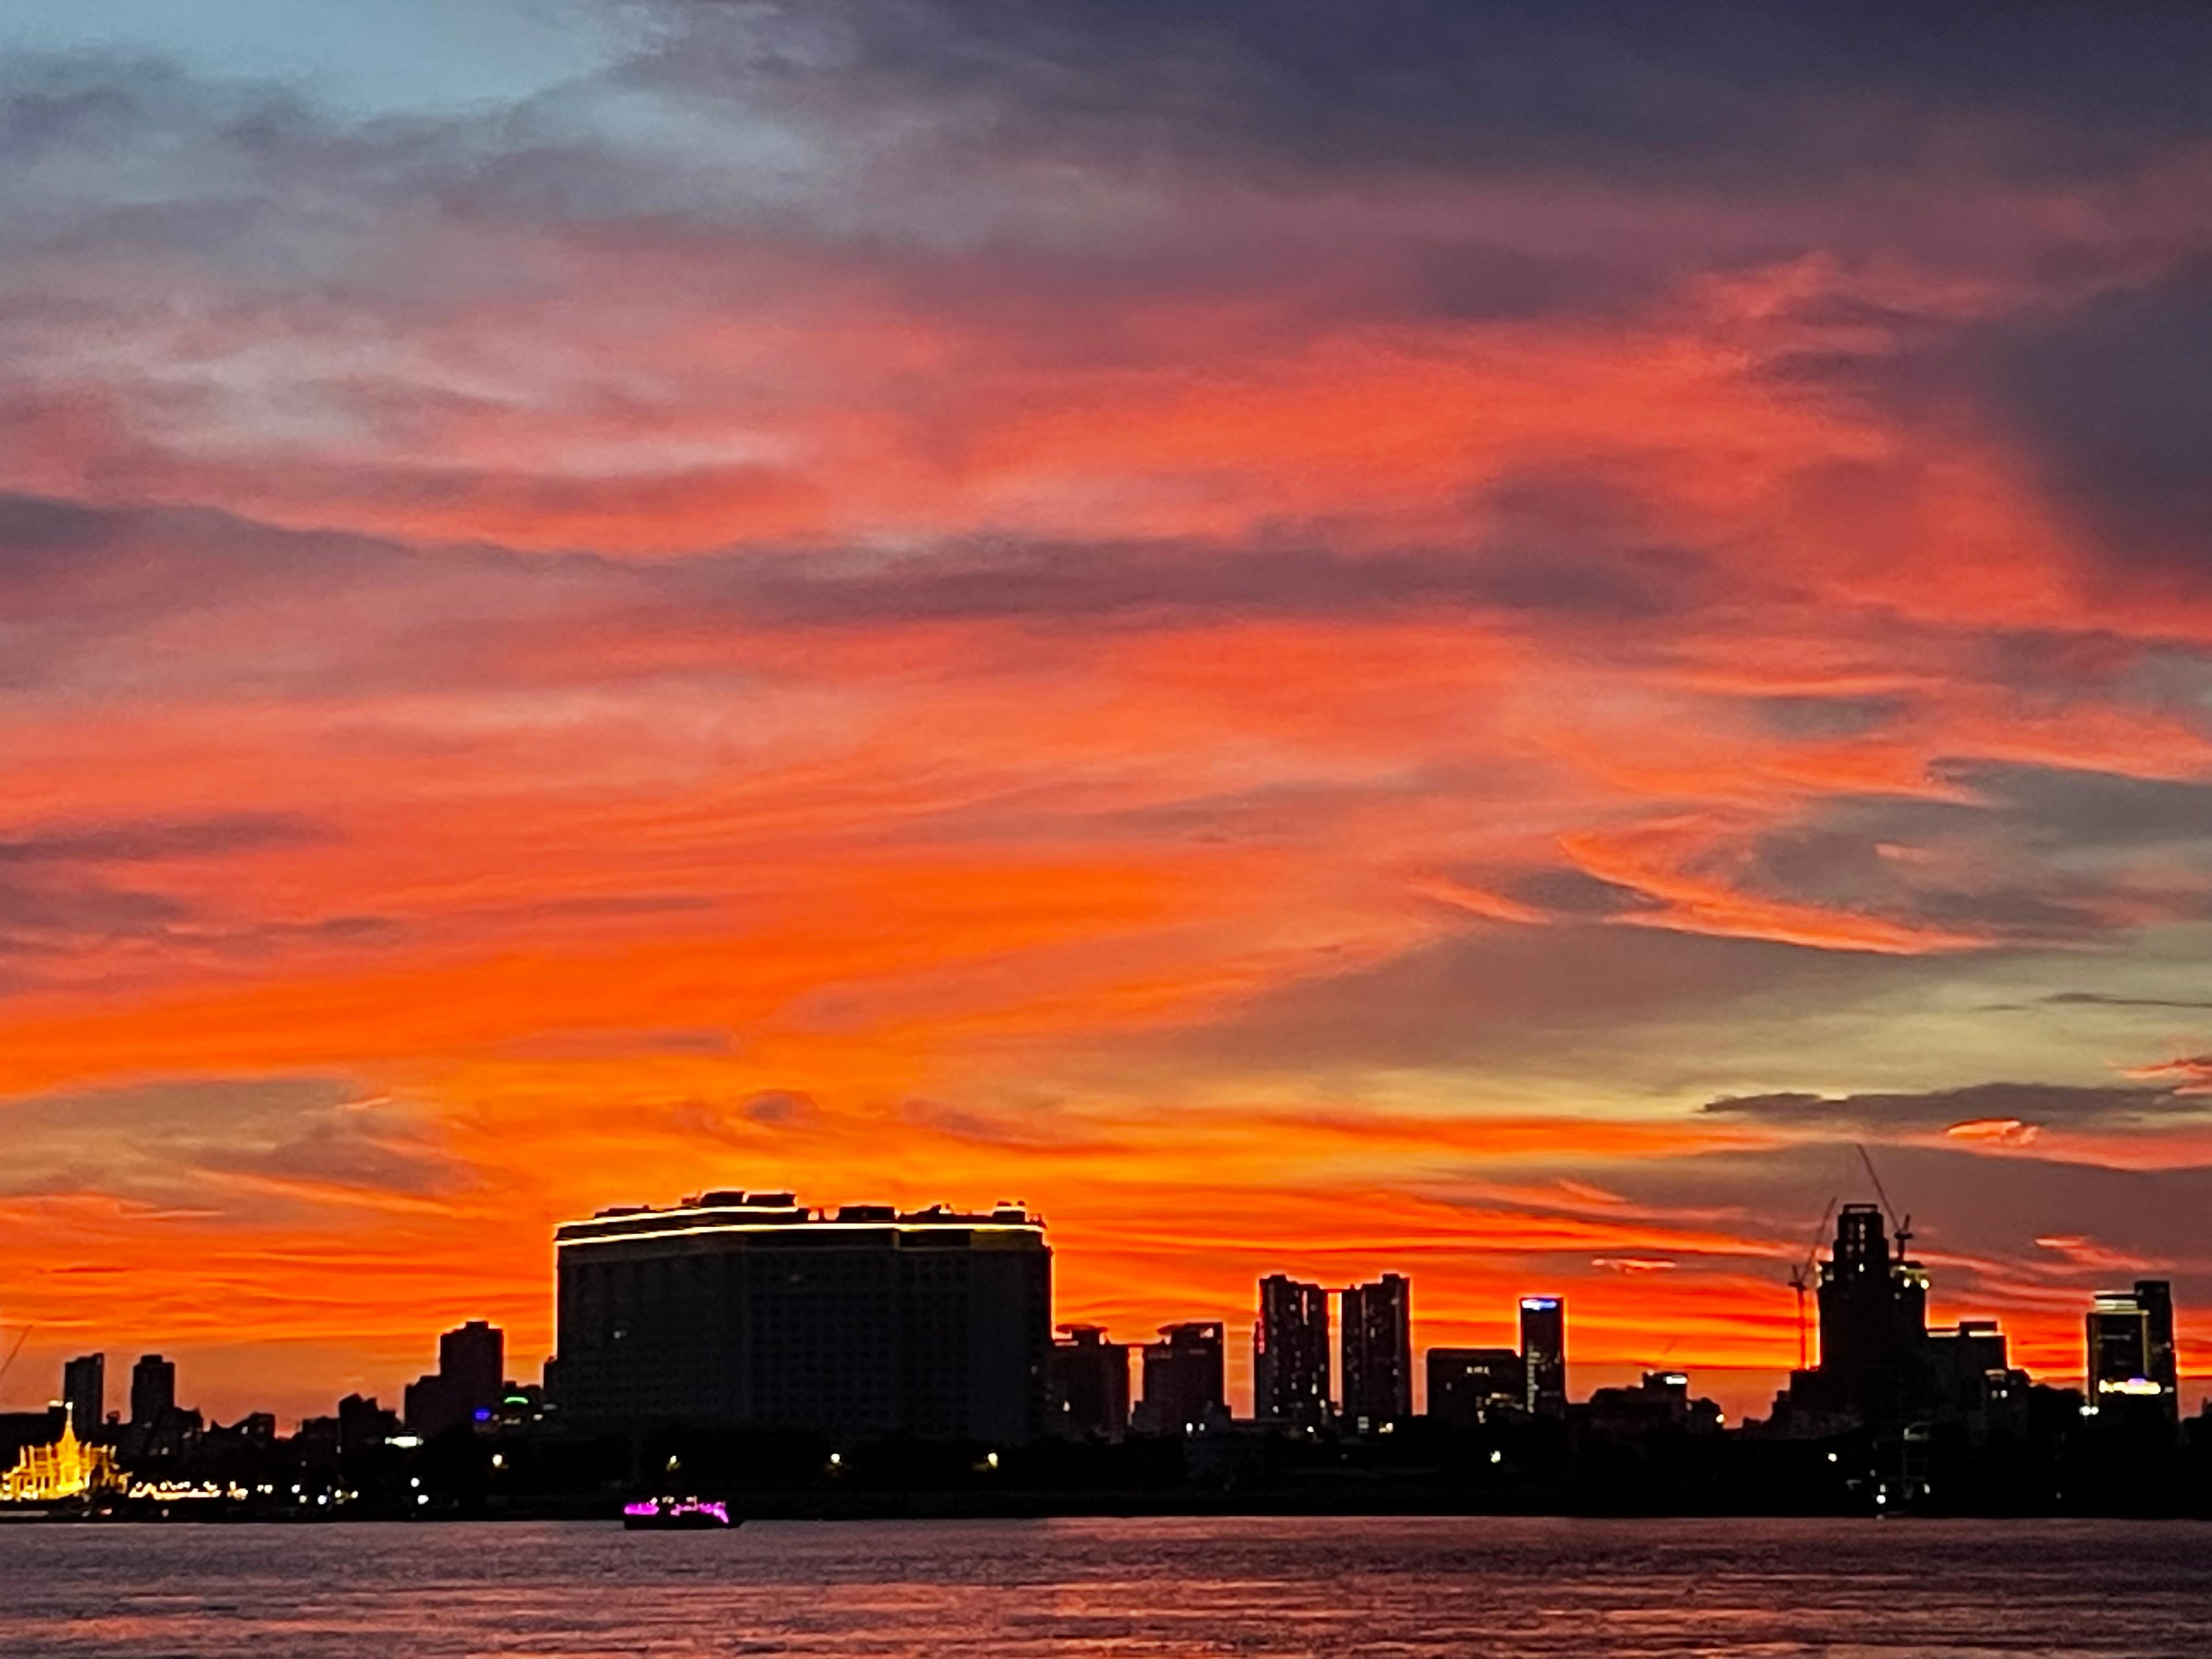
xmin=548 ymin=1190 xmax=1052 ymax=1442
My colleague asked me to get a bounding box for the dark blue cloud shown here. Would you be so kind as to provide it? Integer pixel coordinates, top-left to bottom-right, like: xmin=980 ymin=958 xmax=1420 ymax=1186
xmin=1945 ymin=761 xmax=2212 ymax=852
xmin=1656 ymin=765 xmax=2212 ymax=950
xmin=0 ymin=485 xmax=1724 ymax=671
xmin=1152 ymin=919 xmax=1936 ymax=1075
xmin=798 ymin=0 xmax=2212 ymax=188
xmin=1976 ymin=262 xmax=2212 ymax=575
xmin=1434 ymin=1138 xmax=2212 ymax=1303
xmin=1505 ymin=867 xmax=1662 ymax=920
xmin=1752 ymin=696 xmax=1907 ymax=741
xmin=1701 ymin=1080 xmax=2203 ymax=1133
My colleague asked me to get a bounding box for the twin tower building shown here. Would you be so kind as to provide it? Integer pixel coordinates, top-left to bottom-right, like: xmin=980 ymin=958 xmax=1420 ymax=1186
xmin=547 ymin=1188 xmax=1567 ymax=1441
xmin=1246 ymin=1274 xmax=1566 ymax=1431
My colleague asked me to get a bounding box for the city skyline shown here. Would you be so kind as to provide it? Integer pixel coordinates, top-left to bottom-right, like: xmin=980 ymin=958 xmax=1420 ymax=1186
xmin=7 ymin=1186 xmax=2203 ymax=1433
xmin=7 ymin=3 xmax=2212 ymax=1431
xmin=7 ymin=1197 xmax=2200 ymax=1521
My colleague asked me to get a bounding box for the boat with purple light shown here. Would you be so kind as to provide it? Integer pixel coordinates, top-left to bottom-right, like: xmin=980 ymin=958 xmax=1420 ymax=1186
xmin=622 ymin=1497 xmax=737 ymax=1531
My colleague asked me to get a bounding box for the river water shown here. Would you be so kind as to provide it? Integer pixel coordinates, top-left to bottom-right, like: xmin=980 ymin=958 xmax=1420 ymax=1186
xmin=2 ymin=1515 xmax=2206 ymax=1656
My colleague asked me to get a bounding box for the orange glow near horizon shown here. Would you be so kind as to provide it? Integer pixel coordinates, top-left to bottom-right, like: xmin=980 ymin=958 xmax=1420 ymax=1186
xmin=7 ymin=6 xmax=2212 ymax=1436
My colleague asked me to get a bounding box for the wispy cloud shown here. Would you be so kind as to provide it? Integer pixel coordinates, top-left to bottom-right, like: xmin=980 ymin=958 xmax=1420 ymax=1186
xmin=5 ymin=0 xmax=2212 ymax=1417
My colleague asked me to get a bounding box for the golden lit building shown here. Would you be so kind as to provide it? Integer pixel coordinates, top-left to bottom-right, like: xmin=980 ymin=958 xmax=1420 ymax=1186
xmin=1 ymin=1409 xmax=120 ymax=1503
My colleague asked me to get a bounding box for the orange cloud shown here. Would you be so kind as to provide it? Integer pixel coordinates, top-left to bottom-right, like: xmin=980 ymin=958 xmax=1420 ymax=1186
xmin=7 ymin=33 xmax=2212 ymax=1434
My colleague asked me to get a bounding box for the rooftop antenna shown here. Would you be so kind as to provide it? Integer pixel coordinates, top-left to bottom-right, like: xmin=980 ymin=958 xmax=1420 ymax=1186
xmin=1788 ymin=1198 xmax=1837 ymax=1372
xmin=1855 ymin=1142 xmax=1911 ymax=1258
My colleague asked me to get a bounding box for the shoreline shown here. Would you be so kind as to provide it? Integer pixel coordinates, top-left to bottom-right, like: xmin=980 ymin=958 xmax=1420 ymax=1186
xmin=11 ymin=1493 xmax=2212 ymax=1524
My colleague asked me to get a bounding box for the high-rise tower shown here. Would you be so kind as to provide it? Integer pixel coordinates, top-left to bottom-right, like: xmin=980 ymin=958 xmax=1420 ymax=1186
xmin=1519 ymin=1296 xmax=1566 ymax=1417
xmin=2087 ymin=1282 xmax=2180 ymax=1424
xmin=1047 ymin=1325 xmax=1130 ymax=1438
xmin=128 ymin=1354 xmax=175 ymax=1429
xmin=1341 ymin=1274 xmax=1413 ymax=1429
xmin=1254 ymin=1276 xmax=1330 ymax=1427
xmin=1138 ymin=1321 xmax=1226 ymax=1434
xmin=61 ymin=1354 xmax=103 ymax=1438
xmin=1813 ymin=1203 xmax=1929 ymax=1424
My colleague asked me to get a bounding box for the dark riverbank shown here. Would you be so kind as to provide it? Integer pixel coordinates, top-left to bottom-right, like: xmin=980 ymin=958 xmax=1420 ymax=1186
xmin=26 ymin=1401 xmax=2212 ymax=1525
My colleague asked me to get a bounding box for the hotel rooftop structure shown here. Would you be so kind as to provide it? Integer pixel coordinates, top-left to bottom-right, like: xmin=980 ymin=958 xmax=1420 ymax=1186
xmin=548 ymin=1190 xmax=1052 ymax=1443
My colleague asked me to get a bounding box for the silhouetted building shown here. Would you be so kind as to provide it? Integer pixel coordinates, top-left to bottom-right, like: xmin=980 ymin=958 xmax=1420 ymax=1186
xmin=1583 ymin=1370 xmax=1723 ymax=1438
xmin=1341 ymin=1274 xmax=1412 ymax=1430
xmin=489 ymin=1381 xmax=546 ymax=1427
xmin=403 ymin=1377 xmax=453 ymax=1437
xmin=1927 ymin=1318 xmax=2005 ymax=1397
xmin=210 ymin=1412 xmax=278 ymax=1447
xmin=1766 ymin=1204 xmax=1935 ymax=1431
xmin=1925 ymin=1320 xmax=2030 ymax=1442
xmin=1519 ymin=1296 xmax=1566 ymax=1417
xmin=297 ymin=1395 xmax=400 ymax=1457
xmin=1928 ymin=1317 xmax=2005 ymax=1381
xmin=61 ymin=1354 xmax=103 ymax=1440
xmin=1426 ymin=1347 xmax=1525 ymax=1427
xmin=1136 ymin=1322 xmax=1226 ymax=1434
xmin=129 ymin=1354 xmax=175 ymax=1428
xmin=2140 ymin=1280 xmax=2180 ymax=1409
xmin=2089 ymin=1282 xmax=2180 ymax=1425
xmin=338 ymin=1393 xmax=399 ymax=1453
xmin=120 ymin=1354 xmax=201 ymax=1460
xmin=1819 ymin=1205 xmax=1929 ymax=1419
xmin=1254 ymin=1276 xmax=1330 ymax=1427
xmin=0 ymin=1408 xmax=66 ymax=1475
xmin=442 ymin=1321 xmax=503 ymax=1416
xmin=1757 ymin=1204 xmax=2033 ymax=1437
xmin=1048 ymin=1325 xmax=1130 ymax=1439
xmin=550 ymin=1192 xmax=1052 ymax=1442
xmin=405 ymin=1320 xmax=507 ymax=1436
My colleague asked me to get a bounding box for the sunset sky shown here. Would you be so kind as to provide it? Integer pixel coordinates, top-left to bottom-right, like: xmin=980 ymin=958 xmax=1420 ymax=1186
xmin=5 ymin=2 xmax=2212 ymax=1426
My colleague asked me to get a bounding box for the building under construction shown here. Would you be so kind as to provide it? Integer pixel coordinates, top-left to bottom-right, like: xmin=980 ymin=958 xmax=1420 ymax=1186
xmin=1759 ymin=1203 xmax=2029 ymax=1438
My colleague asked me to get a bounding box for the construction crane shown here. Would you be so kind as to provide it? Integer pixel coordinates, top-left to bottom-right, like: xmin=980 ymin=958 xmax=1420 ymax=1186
xmin=1633 ymin=1337 xmax=1685 ymax=1376
xmin=1855 ymin=1142 xmax=1912 ymax=1257
xmin=0 ymin=1321 xmax=30 ymax=1398
xmin=1788 ymin=1199 xmax=1836 ymax=1372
